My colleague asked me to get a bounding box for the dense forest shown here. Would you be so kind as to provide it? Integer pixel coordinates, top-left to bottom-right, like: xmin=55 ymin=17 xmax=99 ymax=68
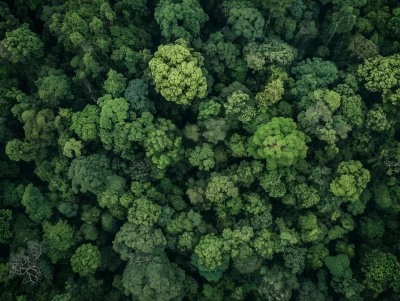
xmin=1 ymin=0 xmax=400 ymax=300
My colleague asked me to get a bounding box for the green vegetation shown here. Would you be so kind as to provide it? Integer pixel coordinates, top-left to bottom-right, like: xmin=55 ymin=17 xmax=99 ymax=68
xmin=0 ymin=0 xmax=400 ymax=300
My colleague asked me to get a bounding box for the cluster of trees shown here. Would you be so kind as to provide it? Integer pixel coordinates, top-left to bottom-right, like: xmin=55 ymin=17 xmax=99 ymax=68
xmin=1 ymin=0 xmax=400 ymax=300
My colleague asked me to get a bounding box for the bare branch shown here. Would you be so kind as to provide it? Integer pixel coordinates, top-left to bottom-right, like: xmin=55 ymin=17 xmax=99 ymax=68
xmin=9 ymin=241 xmax=44 ymax=285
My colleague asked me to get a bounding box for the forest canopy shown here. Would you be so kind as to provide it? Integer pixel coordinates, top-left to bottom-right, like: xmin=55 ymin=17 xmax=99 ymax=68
xmin=1 ymin=0 xmax=400 ymax=300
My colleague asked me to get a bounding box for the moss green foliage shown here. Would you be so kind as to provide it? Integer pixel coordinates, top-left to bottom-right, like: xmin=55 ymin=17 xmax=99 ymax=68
xmin=1 ymin=0 xmax=400 ymax=300
xmin=325 ymin=254 xmax=352 ymax=278
xmin=0 ymin=24 xmax=44 ymax=63
xmin=249 ymin=117 xmax=309 ymax=170
xmin=155 ymin=0 xmax=208 ymax=42
xmin=330 ymin=160 xmax=370 ymax=203
xmin=361 ymin=250 xmax=400 ymax=295
xmin=70 ymin=244 xmax=101 ymax=277
xmin=43 ymin=219 xmax=76 ymax=264
xmin=149 ymin=39 xmax=207 ymax=105
xmin=21 ymin=184 xmax=53 ymax=223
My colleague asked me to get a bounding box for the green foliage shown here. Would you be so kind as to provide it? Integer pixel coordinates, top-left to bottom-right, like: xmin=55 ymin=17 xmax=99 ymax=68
xmin=149 ymin=39 xmax=207 ymax=105
xmin=244 ymin=38 xmax=297 ymax=70
xmin=359 ymin=215 xmax=385 ymax=241
xmin=324 ymin=254 xmax=352 ymax=278
xmin=0 ymin=24 xmax=44 ymax=63
xmin=0 ymin=209 xmax=13 ymax=244
xmin=283 ymin=247 xmax=306 ymax=274
xmin=357 ymin=54 xmax=400 ymax=92
xmin=127 ymin=198 xmax=162 ymax=226
xmin=226 ymin=7 xmax=265 ymax=40
xmin=5 ymin=139 xmax=36 ymax=162
xmin=142 ymin=118 xmax=183 ymax=169
xmin=21 ymin=184 xmax=53 ymax=223
xmin=205 ymin=175 xmax=238 ymax=203
xmin=330 ymin=161 xmax=370 ymax=203
xmin=194 ymin=234 xmax=226 ymax=270
xmin=248 ymin=117 xmax=309 ymax=170
xmin=291 ymin=58 xmax=338 ymax=98
xmin=68 ymin=154 xmax=118 ymax=195
xmin=366 ymin=104 xmax=391 ymax=132
xmin=36 ymin=69 xmax=73 ymax=108
xmin=114 ymin=222 xmax=167 ymax=258
xmin=202 ymin=32 xmax=242 ymax=81
xmin=70 ymin=244 xmax=101 ymax=277
xmin=124 ymin=79 xmax=155 ymax=114
xmin=328 ymin=5 xmax=357 ymax=37
xmin=186 ymin=143 xmax=215 ymax=171
xmin=122 ymin=255 xmax=188 ymax=301
xmin=155 ymin=0 xmax=208 ymax=41
xmin=259 ymin=171 xmax=286 ymax=198
xmin=258 ymin=265 xmax=299 ymax=301
xmin=298 ymin=212 xmax=322 ymax=243
xmin=361 ymin=250 xmax=400 ymax=295
xmin=2 ymin=1 xmax=400 ymax=299
xmin=255 ymin=79 xmax=284 ymax=109
xmin=71 ymin=105 xmax=100 ymax=142
xmin=103 ymin=69 xmax=127 ymax=97
xmin=201 ymin=118 xmax=228 ymax=144
xmin=43 ymin=219 xmax=76 ymax=263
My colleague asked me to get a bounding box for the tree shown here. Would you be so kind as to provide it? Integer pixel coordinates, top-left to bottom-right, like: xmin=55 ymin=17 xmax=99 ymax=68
xmin=21 ymin=184 xmax=53 ymax=223
xmin=0 ymin=24 xmax=44 ymax=63
xmin=259 ymin=171 xmax=287 ymax=198
xmin=366 ymin=104 xmax=391 ymax=132
xmin=298 ymin=212 xmax=322 ymax=243
xmin=226 ymin=7 xmax=265 ymax=40
xmin=357 ymin=54 xmax=400 ymax=92
xmin=43 ymin=219 xmax=75 ymax=264
xmin=361 ymin=250 xmax=400 ymax=295
xmin=155 ymin=0 xmax=208 ymax=41
xmin=248 ymin=117 xmax=310 ymax=170
xmin=298 ymin=279 xmax=328 ymax=301
xmin=283 ymin=247 xmax=306 ymax=274
xmin=348 ymin=34 xmax=378 ymax=60
xmin=70 ymin=105 xmax=100 ymax=142
xmin=5 ymin=139 xmax=36 ymax=162
xmin=127 ymin=198 xmax=162 ymax=227
xmin=291 ymin=58 xmax=338 ymax=98
xmin=255 ymin=79 xmax=285 ymax=110
xmin=224 ymin=91 xmax=256 ymax=124
xmin=255 ymin=0 xmax=295 ymax=18
xmin=149 ymin=38 xmax=207 ymax=105
xmin=243 ymin=37 xmax=297 ymax=70
xmin=20 ymin=109 xmax=56 ymax=154
xmin=326 ymin=6 xmax=357 ymax=45
xmin=124 ymin=79 xmax=155 ymax=114
xmin=36 ymin=69 xmax=73 ymax=108
xmin=194 ymin=234 xmax=227 ymax=270
xmin=70 ymin=244 xmax=101 ymax=277
xmin=68 ymin=154 xmax=118 ymax=195
xmin=103 ymin=69 xmax=127 ymax=97
xmin=122 ymin=255 xmax=189 ymax=301
xmin=141 ymin=118 xmax=184 ymax=169
xmin=324 ymin=254 xmax=352 ymax=278
xmin=205 ymin=175 xmax=238 ymax=203
xmin=99 ymin=96 xmax=129 ymax=150
xmin=258 ymin=265 xmax=299 ymax=301
xmin=186 ymin=143 xmax=215 ymax=171
xmin=113 ymin=223 xmax=167 ymax=259
xmin=201 ymin=118 xmax=228 ymax=144
xmin=202 ymin=32 xmax=241 ymax=81
xmin=330 ymin=161 xmax=370 ymax=203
